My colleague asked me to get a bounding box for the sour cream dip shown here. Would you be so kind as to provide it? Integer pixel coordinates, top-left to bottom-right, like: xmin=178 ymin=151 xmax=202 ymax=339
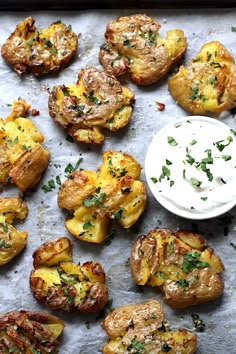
xmin=145 ymin=116 xmax=236 ymax=219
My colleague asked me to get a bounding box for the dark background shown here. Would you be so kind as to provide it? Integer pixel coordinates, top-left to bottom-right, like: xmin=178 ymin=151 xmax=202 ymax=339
xmin=1 ymin=0 xmax=235 ymax=10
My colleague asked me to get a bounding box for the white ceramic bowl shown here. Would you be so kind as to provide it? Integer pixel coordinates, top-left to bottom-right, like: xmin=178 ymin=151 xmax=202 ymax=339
xmin=145 ymin=116 xmax=236 ymax=220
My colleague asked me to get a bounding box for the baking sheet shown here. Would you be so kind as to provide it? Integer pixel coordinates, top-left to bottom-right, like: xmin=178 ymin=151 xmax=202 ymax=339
xmin=0 ymin=9 xmax=236 ymax=354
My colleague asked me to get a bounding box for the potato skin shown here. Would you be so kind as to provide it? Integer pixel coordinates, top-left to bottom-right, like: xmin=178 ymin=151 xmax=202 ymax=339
xmin=99 ymin=14 xmax=186 ymax=85
xmin=48 ymin=65 xmax=134 ymax=144
xmin=130 ymin=228 xmax=224 ymax=309
xmin=0 ymin=197 xmax=28 ymax=267
xmin=168 ymin=41 xmax=236 ymax=115
xmin=0 ymin=310 xmax=64 ymax=353
xmin=102 ymin=299 xmax=197 ymax=354
xmin=0 ymin=99 xmax=50 ymax=191
xmin=30 ymin=237 xmax=108 ymax=312
xmin=58 ymin=150 xmax=147 ymax=244
xmin=1 ymin=16 xmax=78 ymax=76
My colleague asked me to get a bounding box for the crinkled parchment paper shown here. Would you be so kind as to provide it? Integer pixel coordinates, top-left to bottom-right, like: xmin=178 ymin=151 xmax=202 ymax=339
xmin=0 ymin=8 xmax=236 ymax=354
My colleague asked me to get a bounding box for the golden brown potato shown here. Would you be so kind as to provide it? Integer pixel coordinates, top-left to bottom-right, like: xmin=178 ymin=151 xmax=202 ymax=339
xmin=168 ymin=41 xmax=236 ymax=115
xmin=99 ymin=14 xmax=186 ymax=85
xmin=0 ymin=99 xmax=50 ymax=191
xmin=0 ymin=310 xmax=64 ymax=353
xmin=48 ymin=65 xmax=134 ymax=144
xmin=30 ymin=237 xmax=108 ymax=312
xmin=58 ymin=150 xmax=147 ymax=243
xmin=1 ymin=16 xmax=78 ymax=76
xmin=0 ymin=197 xmax=28 ymax=267
xmin=102 ymin=299 xmax=197 ymax=354
xmin=130 ymin=228 xmax=224 ymax=309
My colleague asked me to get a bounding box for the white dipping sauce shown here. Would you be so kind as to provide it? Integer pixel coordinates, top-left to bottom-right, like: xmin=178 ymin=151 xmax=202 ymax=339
xmin=145 ymin=116 xmax=236 ymax=219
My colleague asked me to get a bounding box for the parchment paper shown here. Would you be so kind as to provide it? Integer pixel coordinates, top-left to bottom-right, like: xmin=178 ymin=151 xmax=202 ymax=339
xmin=0 ymin=9 xmax=236 ymax=354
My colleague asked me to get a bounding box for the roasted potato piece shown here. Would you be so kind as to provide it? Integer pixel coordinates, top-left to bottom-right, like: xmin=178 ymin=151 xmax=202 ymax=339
xmin=168 ymin=41 xmax=236 ymax=114
xmin=0 ymin=310 xmax=64 ymax=353
xmin=102 ymin=299 xmax=197 ymax=354
xmin=0 ymin=197 xmax=28 ymax=267
xmin=99 ymin=14 xmax=186 ymax=85
xmin=1 ymin=16 xmax=78 ymax=76
xmin=30 ymin=237 xmax=108 ymax=312
xmin=130 ymin=228 xmax=224 ymax=309
xmin=48 ymin=65 xmax=134 ymax=144
xmin=58 ymin=150 xmax=147 ymax=243
xmin=0 ymin=99 xmax=50 ymax=191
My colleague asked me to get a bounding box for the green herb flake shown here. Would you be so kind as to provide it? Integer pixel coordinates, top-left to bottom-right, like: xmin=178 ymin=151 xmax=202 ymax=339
xmin=159 ymin=271 xmax=168 ymax=279
xmin=166 ymin=159 xmax=172 ymax=165
xmin=123 ymin=39 xmax=135 ymax=48
xmin=88 ymin=91 xmax=101 ymax=105
xmin=159 ymin=165 xmax=170 ymax=182
xmin=113 ymin=209 xmax=123 ymax=221
xmin=55 ymin=20 xmax=62 ymax=24
xmin=231 ymin=27 xmax=236 ymax=32
xmin=67 ymin=295 xmax=75 ymax=306
xmin=208 ymin=75 xmax=217 ymax=86
xmin=190 ymin=86 xmax=199 ymax=100
xmin=0 ymin=240 xmax=11 ymax=249
xmin=181 ymin=251 xmax=210 ymax=273
xmin=21 ymin=144 xmax=32 ymax=152
xmin=151 ymin=177 xmax=158 ymax=184
xmin=129 ymin=338 xmax=144 ymax=351
xmin=191 ymin=177 xmax=202 ymax=187
xmin=67 ymin=24 xmax=72 ymax=31
xmin=62 ymin=87 xmax=70 ymax=96
xmin=56 ymin=175 xmax=61 ymax=185
xmin=222 ymin=155 xmax=232 ymax=161
xmin=175 ymin=279 xmax=189 ymax=291
xmin=190 ymin=139 xmax=197 ymax=146
xmin=8 ymin=346 xmax=21 ymax=353
xmin=27 ymin=37 xmax=34 ymax=46
xmin=201 ymin=197 xmax=208 ymax=201
xmin=167 ymin=136 xmax=178 ymax=146
xmin=214 ymin=136 xmax=233 ymax=152
xmin=192 ymin=313 xmax=206 ymax=332
xmin=169 ymin=180 xmax=175 ymax=187
xmin=83 ymin=221 xmax=93 ymax=230
xmin=230 ymin=242 xmax=236 ymax=250
xmin=50 ymin=48 xmax=58 ymax=55
xmin=106 ymin=298 xmax=114 ymax=312
xmin=106 ymin=118 xmax=113 ymax=131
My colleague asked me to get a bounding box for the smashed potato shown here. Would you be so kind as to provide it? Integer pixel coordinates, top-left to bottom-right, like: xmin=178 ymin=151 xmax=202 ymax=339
xmin=58 ymin=150 xmax=146 ymax=243
xmin=102 ymin=299 xmax=197 ymax=354
xmin=0 ymin=310 xmax=64 ymax=353
xmin=130 ymin=228 xmax=224 ymax=309
xmin=30 ymin=237 xmax=108 ymax=312
xmin=168 ymin=41 xmax=236 ymax=114
xmin=0 ymin=197 xmax=28 ymax=267
xmin=48 ymin=65 xmax=134 ymax=144
xmin=99 ymin=14 xmax=186 ymax=85
xmin=2 ymin=16 xmax=78 ymax=76
xmin=0 ymin=99 xmax=50 ymax=191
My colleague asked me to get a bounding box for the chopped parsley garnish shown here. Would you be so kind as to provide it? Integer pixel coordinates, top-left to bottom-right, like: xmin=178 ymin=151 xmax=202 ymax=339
xmin=151 ymin=177 xmax=158 ymax=184
xmin=169 ymin=180 xmax=174 ymax=187
xmin=159 ymin=271 xmax=168 ymax=279
xmin=21 ymin=145 xmax=32 ymax=152
xmin=191 ymin=177 xmax=202 ymax=187
xmin=148 ymin=30 xmax=157 ymax=44
xmin=181 ymin=251 xmax=210 ymax=273
xmin=210 ymin=61 xmax=222 ymax=68
xmin=50 ymin=48 xmax=58 ymax=54
xmin=123 ymin=39 xmax=135 ymax=48
xmin=175 ymin=279 xmax=189 ymax=291
xmin=159 ymin=165 xmax=170 ymax=182
xmin=64 ymin=158 xmax=83 ymax=178
xmin=0 ymin=223 xmax=8 ymax=233
xmin=230 ymin=242 xmax=236 ymax=250
xmin=191 ymin=313 xmax=206 ymax=332
xmin=166 ymin=159 xmax=172 ymax=165
xmin=167 ymin=136 xmax=178 ymax=146
xmin=67 ymin=295 xmax=75 ymax=305
xmin=69 ymin=104 xmax=85 ymax=117
xmin=27 ymin=37 xmax=34 ymax=46
xmin=55 ymin=20 xmax=62 ymax=24
xmin=128 ymin=338 xmax=144 ymax=351
xmin=62 ymin=87 xmax=70 ymax=96
xmin=88 ymin=91 xmax=101 ymax=105
xmin=190 ymin=139 xmax=197 ymax=146
xmin=106 ymin=118 xmax=113 ymax=131
xmin=67 ymin=24 xmax=72 ymax=31
xmin=85 ymin=321 xmax=90 ymax=329
xmin=231 ymin=27 xmax=236 ymax=32
xmin=42 ymin=179 xmax=56 ymax=193
xmin=83 ymin=221 xmax=93 ymax=229
xmin=113 ymin=209 xmax=123 ymax=221
xmin=8 ymin=346 xmax=21 ymax=353
xmin=214 ymin=136 xmax=233 ymax=152
xmin=43 ymin=39 xmax=53 ymax=48
xmin=0 ymin=240 xmax=11 ymax=248
xmin=201 ymin=197 xmax=208 ymax=201
xmin=208 ymin=75 xmax=217 ymax=86
xmin=222 ymin=154 xmax=231 ymax=161
xmin=82 ymin=188 xmax=106 ymax=208
xmin=56 ymin=175 xmax=61 ymax=185
xmin=190 ymin=86 xmax=199 ymax=100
